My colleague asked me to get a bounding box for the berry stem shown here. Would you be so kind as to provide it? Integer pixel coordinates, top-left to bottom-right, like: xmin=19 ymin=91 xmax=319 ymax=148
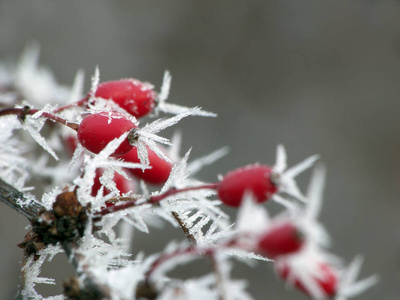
xmin=0 ymin=107 xmax=79 ymax=131
xmin=53 ymin=96 xmax=89 ymax=113
xmin=144 ymin=238 xmax=241 ymax=285
xmin=96 ymin=183 xmax=219 ymax=216
xmin=144 ymin=246 xmax=197 ymax=284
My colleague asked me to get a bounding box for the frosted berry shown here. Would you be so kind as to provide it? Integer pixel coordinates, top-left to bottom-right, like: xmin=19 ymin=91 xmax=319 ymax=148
xmin=91 ymin=168 xmax=136 ymax=206
xmin=120 ymin=146 xmax=172 ymax=185
xmin=217 ymin=164 xmax=278 ymax=207
xmin=94 ymin=79 xmax=156 ymax=118
xmin=77 ymin=112 xmax=137 ymax=156
xmin=258 ymin=222 xmax=304 ymax=258
xmin=277 ymin=261 xmax=338 ymax=298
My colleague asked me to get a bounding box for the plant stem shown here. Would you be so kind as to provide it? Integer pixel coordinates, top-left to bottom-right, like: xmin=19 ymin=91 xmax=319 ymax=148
xmin=96 ymin=183 xmax=219 ymax=217
xmin=144 ymin=246 xmax=202 ymax=284
xmin=149 ymin=184 xmax=219 ymax=203
xmin=54 ymin=96 xmax=88 ymax=113
xmin=144 ymin=238 xmax=240 ymax=285
xmin=0 ymin=179 xmax=112 ymax=299
xmin=0 ymin=107 xmax=79 ymax=131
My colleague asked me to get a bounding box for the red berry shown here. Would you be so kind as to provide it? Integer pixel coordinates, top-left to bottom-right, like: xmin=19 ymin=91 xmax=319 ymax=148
xmin=217 ymin=164 xmax=278 ymax=207
xmin=77 ymin=112 xmax=137 ymax=156
xmin=277 ymin=261 xmax=338 ymax=298
xmin=94 ymin=79 xmax=156 ymax=118
xmin=120 ymin=146 xmax=172 ymax=185
xmin=258 ymin=222 xmax=304 ymax=258
xmin=91 ymin=168 xmax=136 ymax=204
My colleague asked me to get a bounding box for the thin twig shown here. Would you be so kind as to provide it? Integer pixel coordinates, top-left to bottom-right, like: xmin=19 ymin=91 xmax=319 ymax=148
xmin=144 ymin=239 xmax=242 ymax=285
xmin=97 ymin=183 xmax=219 ymax=216
xmin=54 ymin=96 xmax=88 ymax=113
xmin=0 ymin=107 xmax=79 ymax=131
xmin=171 ymin=211 xmax=197 ymax=247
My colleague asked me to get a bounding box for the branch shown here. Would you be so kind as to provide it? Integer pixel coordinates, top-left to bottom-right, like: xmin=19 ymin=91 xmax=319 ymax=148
xmin=0 ymin=107 xmax=79 ymax=131
xmin=97 ymin=183 xmax=219 ymax=216
xmin=0 ymin=178 xmax=112 ymax=299
xmin=0 ymin=178 xmax=45 ymax=220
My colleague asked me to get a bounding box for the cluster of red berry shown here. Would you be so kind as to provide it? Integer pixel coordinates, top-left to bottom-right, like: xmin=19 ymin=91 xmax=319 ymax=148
xmin=65 ymin=79 xmax=174 ymax=198
xmin=53 ymin=75 xmax=368 ymax=299
xmin=71 ymin=78 xmax=283 ymax=206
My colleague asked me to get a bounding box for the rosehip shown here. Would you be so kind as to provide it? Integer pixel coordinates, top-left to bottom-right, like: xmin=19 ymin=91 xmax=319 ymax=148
xmin=94 ymin=79 xmax=156 ymax=118
xmin=91 ymin=168 xmax=136 ymax=206
xmin=217 ymin=164 xmax=278 ymax=207
xmin=258 ymin=222 xmax=304 ymax=258
xmin=77 ymin=112 xmax=137 ymax=156
xmin=120 ymin=146 xmax=172 ymax=185
xmin=277 ymin=261 xmax=338 ymax=298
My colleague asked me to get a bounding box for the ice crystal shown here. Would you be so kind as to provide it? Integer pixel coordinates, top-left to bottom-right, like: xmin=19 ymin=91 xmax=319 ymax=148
xmin=20 ymin=245 xmax=64 ymax=300
xmin=336 ymin=256 xmax=379 ymax=300
xmin=99 ymin=204 xmax=153 ymax=242
xmin=75 ymin=231 xmax=133 ymax=276
xmin=73 ymin=132 xmax=146 ymax=207
xmin=68 ymin=142 xmax=84 ymax=171
xmin=187 ymin=147 xmax=229 ymax=176
xmin=0 ymin=115 xmax=31 ymax=190
xmin=168 ymin=130 xmax=229 ymax=177
xmin=126 ymin=108 xmax=201 ymax=166
xmin=155 ymin=71 xmax=217 ymax=117
xmin=40 ymin=186 xmax=63 ymax=210
xmin=20 ymin=105 xmax=60 ymax=161
xmin=67 ymin=70 xmax=85 ymax=105
xmin=236 ymin=194 xmax=270 ymax=236
xmin=272 ymin=145 xmax=319 ymax=203
xmin=159 ymin=148 xmax=193 ymax=193
xmin=89 ymin=67 xmax=100 ymax=97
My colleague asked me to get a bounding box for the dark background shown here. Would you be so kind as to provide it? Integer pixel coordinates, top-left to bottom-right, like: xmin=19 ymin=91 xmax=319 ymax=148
xmin=1 ymin=1 xmax=400 ymax=299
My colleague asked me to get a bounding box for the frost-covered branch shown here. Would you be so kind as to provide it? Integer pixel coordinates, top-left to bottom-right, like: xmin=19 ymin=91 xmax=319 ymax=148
xmin=0 ymin=178 xmax=44 ymax=220
xmin=96 ymin=183 xmax=219 ymax=216
xmin=0 ymin=47 xmax=378 ymax=300
xmin=0 ymin=106 xmax=79 ymax=130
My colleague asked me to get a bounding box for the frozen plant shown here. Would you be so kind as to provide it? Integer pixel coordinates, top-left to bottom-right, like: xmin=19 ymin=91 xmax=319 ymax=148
xmin=0 ymin=46 xmax=378 ymax=300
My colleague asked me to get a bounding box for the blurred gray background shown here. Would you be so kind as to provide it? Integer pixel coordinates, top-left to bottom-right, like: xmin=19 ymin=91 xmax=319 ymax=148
xmin=1 ymin=0 xmax=400 ymax=299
